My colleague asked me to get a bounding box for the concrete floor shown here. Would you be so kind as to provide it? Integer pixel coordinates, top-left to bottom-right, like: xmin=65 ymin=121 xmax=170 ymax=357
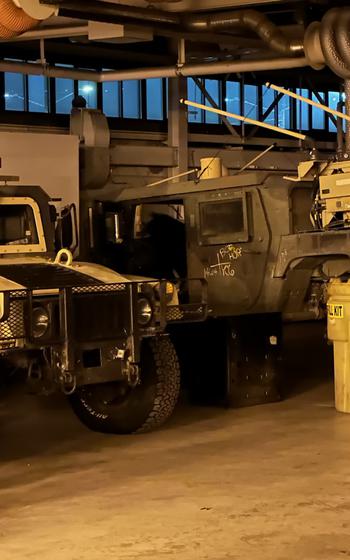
xmin=1 ymin=324 xmax=350 ymax=560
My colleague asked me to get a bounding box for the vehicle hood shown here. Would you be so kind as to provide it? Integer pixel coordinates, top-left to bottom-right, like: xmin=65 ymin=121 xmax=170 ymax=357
xmin=0 ymin=258 xmax=133 ymax=290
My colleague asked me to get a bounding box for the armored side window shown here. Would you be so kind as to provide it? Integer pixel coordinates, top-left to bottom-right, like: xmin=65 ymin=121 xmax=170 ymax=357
xmin=199 ymin=197 xmax=248 ymax=245
xmin=0 ymin=197 xmax=47 ymax=254
xmin=0 ymin=204 xmax=38 ymax=245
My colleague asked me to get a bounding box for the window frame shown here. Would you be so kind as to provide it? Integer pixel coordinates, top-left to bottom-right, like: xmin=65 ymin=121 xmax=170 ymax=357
xmin=0 ymin=62 xmax=344 ymax=140
xmin=0 ymin=197 xmax=47 ymax=254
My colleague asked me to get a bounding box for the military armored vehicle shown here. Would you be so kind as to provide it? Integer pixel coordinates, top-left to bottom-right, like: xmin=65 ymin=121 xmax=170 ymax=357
xmin=88 ymin=94 xmax=350 ymax=407
xmin=0 ymin=179 xmax=181 ymax=434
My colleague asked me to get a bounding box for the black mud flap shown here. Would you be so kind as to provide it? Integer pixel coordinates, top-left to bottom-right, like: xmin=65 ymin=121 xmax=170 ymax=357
xmin=170 ymin=314 xmax=282 ymax=408
xmin=226 ymin=313 xmax=282 ymax=408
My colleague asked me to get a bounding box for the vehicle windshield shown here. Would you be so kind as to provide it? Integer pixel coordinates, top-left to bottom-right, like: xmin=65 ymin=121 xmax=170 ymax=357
xmin=0 ymin=204 xmax=39 ymax=245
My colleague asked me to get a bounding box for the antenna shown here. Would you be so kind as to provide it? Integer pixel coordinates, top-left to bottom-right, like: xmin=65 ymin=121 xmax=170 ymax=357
xmin=266 ymin=83 xmax=350 ymax=123
xmin=234 ymin=144 xmax=276 ymax=175
xmin=180 ymin=99 xmax=307 ymax=141
xmin=145 ymin=168 xmax=199 ymax=188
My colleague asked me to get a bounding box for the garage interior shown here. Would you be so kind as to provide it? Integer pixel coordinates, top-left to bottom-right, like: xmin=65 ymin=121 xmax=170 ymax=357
xmin=2 ymin=0 xmax=350 ymax=558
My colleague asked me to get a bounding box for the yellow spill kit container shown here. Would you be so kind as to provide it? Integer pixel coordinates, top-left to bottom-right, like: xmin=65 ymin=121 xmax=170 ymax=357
xmin=328 ymin=278 xmax=350 ymax=413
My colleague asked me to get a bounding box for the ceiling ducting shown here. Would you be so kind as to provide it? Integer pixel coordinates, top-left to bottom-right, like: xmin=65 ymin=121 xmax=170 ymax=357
xmin=304 ymin=7 xmax=350 ymax=78
xmin=0 ymin=0 xmax=38 ymax=38
xmin=1 ymin=1 xmax=350 ymax=82
xmin=37 ymin=1 xmax=304 ymax=56
xmin=0 ymin=0 xmax=56 ymax=38
xmin=185 ymin=9 xmax=304 ymax=56
xmin=39 ymin=2 xmax=350 ymax=78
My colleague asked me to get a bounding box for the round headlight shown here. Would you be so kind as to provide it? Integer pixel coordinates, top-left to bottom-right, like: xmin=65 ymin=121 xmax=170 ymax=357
xmin=137 ymin=297 xmax=153 ymax=327
xmin=32 ymin=306 xmax=50 ymax=338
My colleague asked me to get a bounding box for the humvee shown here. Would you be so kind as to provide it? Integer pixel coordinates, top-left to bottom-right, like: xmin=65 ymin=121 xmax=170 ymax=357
xmin=83 ymin=89 xmax=350 ymax=408
xmin=90 ymin=157 xmax=350 ymax=407
xmin=0 ymin=179 xmax=182 ymax=434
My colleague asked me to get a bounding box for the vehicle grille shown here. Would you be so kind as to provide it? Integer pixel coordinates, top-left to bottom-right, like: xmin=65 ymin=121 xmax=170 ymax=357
xmin=0 ymin=284 xmax=132 ymax=344
xmin=166 ymin=304 xmax=207 ymax=323
xmin=73 ymin=291 xmax=131 ymax=342
xmin=72 ymin=283 xmax=126 ymax=294
xmin=0 ymin=291 xmax=26 ymax=341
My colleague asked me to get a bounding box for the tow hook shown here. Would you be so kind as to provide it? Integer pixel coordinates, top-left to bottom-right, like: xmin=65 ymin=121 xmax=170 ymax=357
xmin=124 ymin=360 xmax=140 ymax=388
xmin=59 ymin=370 xmax=77 ymax=395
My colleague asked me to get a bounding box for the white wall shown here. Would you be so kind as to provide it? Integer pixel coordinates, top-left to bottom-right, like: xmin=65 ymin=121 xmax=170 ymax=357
xmin=0 ymin=132 xmax=79 ymax=213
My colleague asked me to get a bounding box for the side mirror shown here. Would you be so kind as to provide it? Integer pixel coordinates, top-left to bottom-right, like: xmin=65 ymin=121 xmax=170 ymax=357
xmin=105 ymin=212 xmax=123 ymax=244
xmin=49 ymin=204 xmax=57 ymax=223
xmin=56 ymin=204 xmax=78 ymax=253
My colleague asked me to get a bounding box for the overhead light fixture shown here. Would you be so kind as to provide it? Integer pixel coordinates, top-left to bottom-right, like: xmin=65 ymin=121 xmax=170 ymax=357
xmin=81 ymin=84 xmax=94 ymax=94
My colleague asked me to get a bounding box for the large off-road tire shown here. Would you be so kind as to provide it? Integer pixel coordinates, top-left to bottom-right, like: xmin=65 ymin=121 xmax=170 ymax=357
xmin=69 ymin=336 xmax=180 ymax=434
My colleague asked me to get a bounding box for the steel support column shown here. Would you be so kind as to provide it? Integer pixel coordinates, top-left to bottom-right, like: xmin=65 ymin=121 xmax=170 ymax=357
xmin=168 ymin=76 xmax=188 ymax=179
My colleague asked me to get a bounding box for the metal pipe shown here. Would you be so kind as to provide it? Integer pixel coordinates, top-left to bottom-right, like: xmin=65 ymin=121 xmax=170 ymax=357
xmin=0 ymin=58 xmax=99 ymax=79
xmin=0 ymin=55 xmax=309 ymax=82
xmin=3 ymin=23 xmax=88 ymax=40
xmin=336 ymin=99 xmax=344 ymax=160
xmin=3 ymin=23 xmax=248 ymax=46
xmin=186 ymin=9 xmax=304 ymax=56
xmin=100 ymin=66 xmax=177 ymax=81
xmin=177 ymin=56 xmax=308 ymax=77
xmin=45 ymin=0 xmax=180 ymax=27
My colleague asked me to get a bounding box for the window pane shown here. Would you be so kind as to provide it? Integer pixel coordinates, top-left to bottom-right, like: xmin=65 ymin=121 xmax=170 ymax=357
xmin=122 ymin=80 xmax=141 ymax=119
xmin=78 ymin=81 xmax=97 ymax=109
xmin=312 ymin=92 xmax=325 ymax=129
xmin=28 ymin=75 xmax=49 ymax=113
xmin=329 ymin=91 xmax=341 ymax=132
xmin=103 ymin=81 xmax=120 ymax=117
xmin=204 ymin=79 xmax=220 ymax=123
xmin=4 ymin=72 xmax=25 ymax=111
xmin=201 ymin=200 xmax=244 ymax=237
xmin=146 ymin=78 xmax=163 ymax=120
xmin=226 ymin=81 xmax=240 ymax=124
xmin=56 ymin=77 xmax=74 ymax=114
xmin=278 ymin=95 xmax=290 ymax=129
xmin=165 ymin=78 xmax=168 ymax=117
xmin=244 ymin=84 xmax=258 ymax=120
xmin=296 ymin=88 xmax=309 ymax=130
xmin=262 ymin=86 xmax=276 ymax=125
xmin=187 ymin=78 xmax=203 ymax=123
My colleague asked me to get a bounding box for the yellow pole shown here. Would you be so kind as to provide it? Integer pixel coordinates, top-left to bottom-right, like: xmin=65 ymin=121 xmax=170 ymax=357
xmin=180 ymin=98 xmax=307 ymax=141
xmin=266 ymin=82 xmax=350 ymax=123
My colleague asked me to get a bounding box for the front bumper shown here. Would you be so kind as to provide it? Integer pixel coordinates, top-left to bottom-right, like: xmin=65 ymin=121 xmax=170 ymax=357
xmin=0 ymin=280 xmax=168 ymax=386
